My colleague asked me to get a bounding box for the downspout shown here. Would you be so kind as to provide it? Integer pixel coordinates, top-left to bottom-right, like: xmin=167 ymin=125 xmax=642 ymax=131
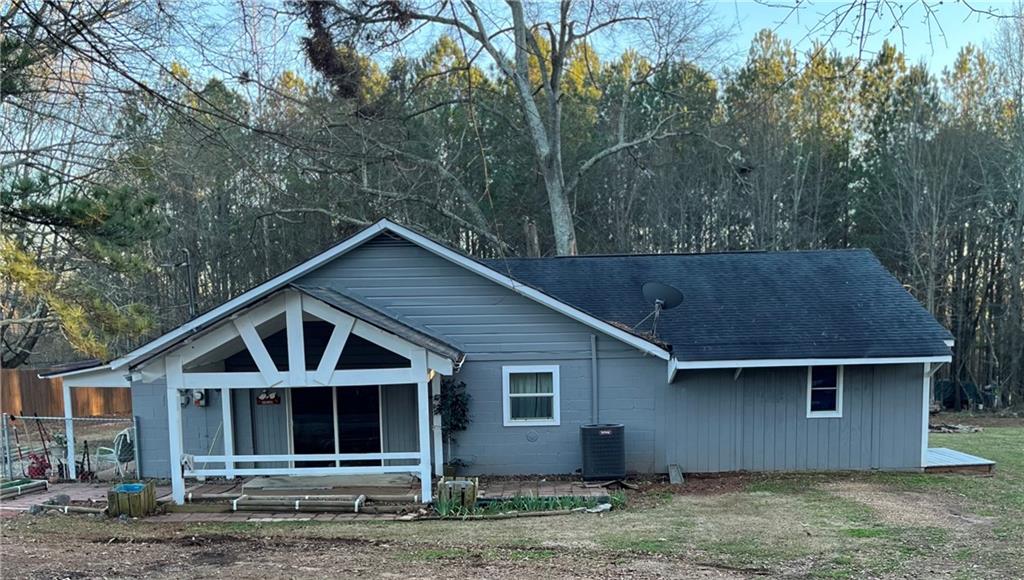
xmin=590 ymin=334 xmax=599 ymax=424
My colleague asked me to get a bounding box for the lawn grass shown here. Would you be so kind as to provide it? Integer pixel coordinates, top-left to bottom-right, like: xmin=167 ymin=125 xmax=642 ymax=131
xmin=4 ymin=426 xmax=1021 ymax=578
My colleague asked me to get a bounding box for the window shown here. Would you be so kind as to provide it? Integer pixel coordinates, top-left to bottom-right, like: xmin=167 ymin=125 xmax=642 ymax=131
xmin=807 ymin=365 xmax=843 ymax=418
xmin=502 ymin=365 xmax=560 ymax=426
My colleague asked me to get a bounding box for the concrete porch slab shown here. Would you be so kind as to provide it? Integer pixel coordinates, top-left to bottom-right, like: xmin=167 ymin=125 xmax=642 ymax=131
xmin=243 ymin=473 xmax=417 ymax=491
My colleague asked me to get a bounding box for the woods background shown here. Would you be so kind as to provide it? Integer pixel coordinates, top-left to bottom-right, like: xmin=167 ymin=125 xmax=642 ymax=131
xmin=2 ymin=1 xmax=1022 ymax=409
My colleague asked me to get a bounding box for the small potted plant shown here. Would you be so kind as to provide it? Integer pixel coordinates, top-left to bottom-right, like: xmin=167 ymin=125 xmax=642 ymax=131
xmin=433 ymin=378 xmax=471 ymax=477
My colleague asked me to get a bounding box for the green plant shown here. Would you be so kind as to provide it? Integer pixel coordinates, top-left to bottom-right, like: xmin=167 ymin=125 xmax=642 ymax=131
xmin=434 ymin=379 xmax=471 ymax=434
xmin=434 ymin=497 xmax=466 ymax=517
xmin=433 ymin=378 xmax=471 ymax=468
xmin=433 ymin=494 xmax=624 ymax=518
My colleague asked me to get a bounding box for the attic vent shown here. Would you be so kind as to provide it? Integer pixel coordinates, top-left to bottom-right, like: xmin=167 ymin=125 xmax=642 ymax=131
xmin=637 ymin=281 xmax=683 ymax=337
xmin=367 ymin=232 xmax=408 ymax=246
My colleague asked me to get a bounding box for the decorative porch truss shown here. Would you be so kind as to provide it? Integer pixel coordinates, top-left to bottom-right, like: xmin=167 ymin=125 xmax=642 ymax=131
xmin=153 ymin=287 xmax=463 ymax=505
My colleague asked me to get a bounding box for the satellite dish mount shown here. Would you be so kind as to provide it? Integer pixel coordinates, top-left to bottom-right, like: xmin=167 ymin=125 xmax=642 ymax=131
xmin=639 ymin=282 xmax=683 ymax=337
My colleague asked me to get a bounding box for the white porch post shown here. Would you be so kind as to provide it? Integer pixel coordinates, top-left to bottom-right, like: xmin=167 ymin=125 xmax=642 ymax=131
xmin=414 ymin=349 xmax=432 ymax=502
xmin=221 ymin=387 xmax=235 ymax=479
xmin=166 ymin=356 xmax=186 ymax=504
xmin=921 ymin=362 xmax=931 ymax=468
xmin=62 ymin=382 xmax=77 ymax=480
xmin=431 ymin=374 xmax=443 ymax=477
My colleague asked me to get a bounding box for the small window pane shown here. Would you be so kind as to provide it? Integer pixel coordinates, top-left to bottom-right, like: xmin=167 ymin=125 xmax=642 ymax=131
xmin=811 ymin=366 xmax=838 ymax=390
xmin=810 ymin=387 xmax=838 ymax=412
xmin=509 ymin=372 xmax=553 ymax=395
xmin=510 ymin=397 xmax=553 ymax=420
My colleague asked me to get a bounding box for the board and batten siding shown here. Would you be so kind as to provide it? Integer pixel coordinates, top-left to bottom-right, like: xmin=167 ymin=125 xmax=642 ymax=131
xmin=130 ymin=378 xmax=229 ymax=478
xmin=666 ymin=364 xmax=925 ymax=472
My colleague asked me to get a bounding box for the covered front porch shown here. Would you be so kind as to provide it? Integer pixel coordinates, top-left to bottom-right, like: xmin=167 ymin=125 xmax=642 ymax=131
xmin=148 ymin=285 xmax=464 ymax=505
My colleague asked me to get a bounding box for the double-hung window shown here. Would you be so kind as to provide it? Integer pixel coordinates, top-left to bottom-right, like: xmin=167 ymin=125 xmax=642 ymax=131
xmin=502 ymin=365 xmax=560 ymax=426
xmin=806 ymin=365 xmax=843 ymax=418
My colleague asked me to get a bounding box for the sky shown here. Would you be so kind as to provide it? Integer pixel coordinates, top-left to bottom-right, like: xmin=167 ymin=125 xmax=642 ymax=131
xmin=716 ymin=1 xmax=1013 ymax=70
xmin=183 ymin=0 xmax=1018 ymax=96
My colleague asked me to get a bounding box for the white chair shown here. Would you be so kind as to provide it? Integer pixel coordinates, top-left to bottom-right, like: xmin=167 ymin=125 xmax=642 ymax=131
xmin=96 ymin=428 xmax=134 ymax=478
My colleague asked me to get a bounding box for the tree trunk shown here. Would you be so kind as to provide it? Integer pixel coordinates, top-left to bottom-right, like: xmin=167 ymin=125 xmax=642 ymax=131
xmin=507 ymin=0 xmax=577 ymax=255
xmin=542 ymin=167 xmax=577 ymax=256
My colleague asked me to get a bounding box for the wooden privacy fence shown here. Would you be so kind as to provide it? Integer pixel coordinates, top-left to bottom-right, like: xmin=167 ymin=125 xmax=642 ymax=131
xmin=0 ymin=369 xmax=132 ymax=417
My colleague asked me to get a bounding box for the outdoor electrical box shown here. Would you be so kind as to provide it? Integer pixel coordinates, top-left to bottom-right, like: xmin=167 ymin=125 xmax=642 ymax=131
xmin=192 ymin=389 xmax=207 ymax=407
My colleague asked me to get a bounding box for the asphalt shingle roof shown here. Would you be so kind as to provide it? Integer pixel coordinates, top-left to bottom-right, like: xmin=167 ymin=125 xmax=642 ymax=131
xmin=483 ymin=249 xmax=952 ymax=361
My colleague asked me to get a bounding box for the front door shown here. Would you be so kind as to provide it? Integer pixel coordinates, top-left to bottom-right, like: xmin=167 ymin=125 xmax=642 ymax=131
xmin=291 ymin=386 xmax=382 ymax=467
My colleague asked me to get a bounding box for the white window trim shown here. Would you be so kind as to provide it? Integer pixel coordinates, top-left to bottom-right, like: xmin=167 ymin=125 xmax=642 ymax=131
xmin=806 ymin=365 xmax=844 ymax=418
xmin=502 ymin=365 xmax=560 ymax=427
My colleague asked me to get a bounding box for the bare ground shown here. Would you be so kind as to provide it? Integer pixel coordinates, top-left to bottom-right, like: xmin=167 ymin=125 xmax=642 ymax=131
xmin=1 ymin=519 xmax=746 ymax=579
xmin=3 ymin=426 xmax=1022 ymax=579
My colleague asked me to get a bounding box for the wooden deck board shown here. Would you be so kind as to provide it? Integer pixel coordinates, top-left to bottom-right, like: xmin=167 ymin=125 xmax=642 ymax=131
xmin=924 ymin=447 xmax=995 ymax=473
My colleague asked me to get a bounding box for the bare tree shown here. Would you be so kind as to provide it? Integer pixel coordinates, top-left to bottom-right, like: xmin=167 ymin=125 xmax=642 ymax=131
xmin=296 ymin=0 xmax=724 ymax=255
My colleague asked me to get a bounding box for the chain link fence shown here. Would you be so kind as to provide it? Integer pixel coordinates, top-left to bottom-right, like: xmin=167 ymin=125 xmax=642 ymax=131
xmin=1 ymin=414 xmax=138 ymax=481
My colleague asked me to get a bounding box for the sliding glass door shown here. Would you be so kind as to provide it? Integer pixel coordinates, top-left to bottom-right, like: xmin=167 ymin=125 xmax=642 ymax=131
xmin=337 ymin=386 xmax=382 ymax=466
xmin=291 ymin=386 xmax=382 ymax=467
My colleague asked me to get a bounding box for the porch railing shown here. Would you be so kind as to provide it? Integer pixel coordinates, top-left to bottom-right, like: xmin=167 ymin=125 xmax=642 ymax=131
xmin=183 ymin=452 xmax=422 ymax=478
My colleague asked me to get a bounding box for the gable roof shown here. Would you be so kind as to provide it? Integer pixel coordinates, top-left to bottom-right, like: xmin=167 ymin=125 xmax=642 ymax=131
xmin=484 ymin=249 xmax=953 ymax=363
xmin=66 ymin=220 xmax=669 ymax=377
xmin=45 ymin=221 xmax=952 ymax=380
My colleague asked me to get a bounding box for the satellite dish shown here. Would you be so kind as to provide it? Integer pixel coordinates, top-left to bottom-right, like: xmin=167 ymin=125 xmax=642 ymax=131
xmin=638 ymin=282 xmax=683 ymax=338
xmin=642 ymin=282 xmax=684 ymax=310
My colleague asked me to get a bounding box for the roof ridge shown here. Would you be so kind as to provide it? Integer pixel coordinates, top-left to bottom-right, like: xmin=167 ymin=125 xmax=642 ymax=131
xmin=488 ymin=248 xmax=872 ymax=260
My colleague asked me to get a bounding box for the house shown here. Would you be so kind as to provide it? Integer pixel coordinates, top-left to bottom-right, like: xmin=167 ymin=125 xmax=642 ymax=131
xmin=48 ymin=219 xmax=955 ymax=505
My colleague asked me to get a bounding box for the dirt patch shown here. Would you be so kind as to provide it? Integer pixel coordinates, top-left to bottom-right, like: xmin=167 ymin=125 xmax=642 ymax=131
xmin=610 ymin=556 xmax=753 ymax=578
xmin=823 ymin=481 xmax=994 ymax=531
xmin=0 ymin=518 xmax=743 ymax=579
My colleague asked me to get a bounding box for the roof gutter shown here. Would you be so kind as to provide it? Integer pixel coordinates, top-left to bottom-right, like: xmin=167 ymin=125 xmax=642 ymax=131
xmin=39 ymin=363 xmax=111 ymax=379
xmin=670 ymin=354 xmax=953 ymax=374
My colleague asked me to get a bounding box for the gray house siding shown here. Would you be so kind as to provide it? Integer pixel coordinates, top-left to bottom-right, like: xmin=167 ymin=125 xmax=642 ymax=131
xmin=381 ymin=384 xmax=419 ymax=466
xmin=132 ymin=379 xmax=228 ymax=479
xmin=666 ymin=364 xmax=925 ymax=472
xmin=597 ymin=351 xmax=667 ymax=474
xmin=128 ymin=234 xmax=929 ymax=479
xmin=131 ymin=379 xmax=235 ymax=479
xmin=297 ymin=235 xmax=607 ymax=359
xmin=246 ymin=390 xmax=289 ymax=468
xmin=450 ymin=348 xmax=664 ymax=476
xmin=131 ymin=380 xmax=170 ymax=479
xmin=299 ymin=235 xmax=665 ymax=475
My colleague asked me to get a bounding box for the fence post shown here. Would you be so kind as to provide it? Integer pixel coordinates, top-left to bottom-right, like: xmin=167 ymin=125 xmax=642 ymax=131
xmin=62 ymin=382 xmax=77 ymax=480
xmin=132 ymin=415 xmax=141 ymax=480
xmin=1 ymin=414 xmax=12 ymax=480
